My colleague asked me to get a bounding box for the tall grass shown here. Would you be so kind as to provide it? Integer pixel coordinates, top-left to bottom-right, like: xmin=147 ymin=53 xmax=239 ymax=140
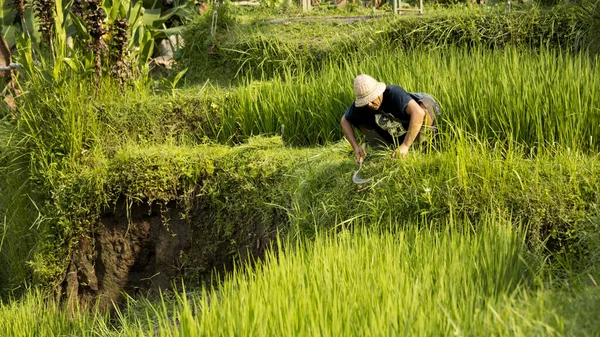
xmin=5 ymin=113 xmax=600 ymax=292
xmin=182 ymin=6 xmax=588 ymax=80
xmin=0 ymin=120 xmax=38 ymax=296
xmin=0 ymin=288 xmax=119 ymax=337
xmin=0 ymin=217 xmax=585 ymax=336
xmin=0 ymin=34 xmax=598 ymax=336
xmin=215 ymin=47 xmax=600 ymax=150
xmin=2 ymin=216 xmax=595 ymax=336
xmin=57 ymin=47 xmax=598 ymax=151
xmin=169 ymin=218 xmax=528 ymax=336
xmin=7 ymin=47 xmax=597 ymax=164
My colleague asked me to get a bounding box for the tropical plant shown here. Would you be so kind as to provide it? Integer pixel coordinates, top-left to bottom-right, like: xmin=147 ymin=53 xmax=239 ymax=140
xmin=0 ymin=0 xmax=40 ymax=47
xmin=2 ymin=0 xmax=197 ymax=88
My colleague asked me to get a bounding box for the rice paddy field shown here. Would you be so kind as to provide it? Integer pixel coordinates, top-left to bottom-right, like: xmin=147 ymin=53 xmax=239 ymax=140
xmin=1 ymin=2 xmax=600 ymax=336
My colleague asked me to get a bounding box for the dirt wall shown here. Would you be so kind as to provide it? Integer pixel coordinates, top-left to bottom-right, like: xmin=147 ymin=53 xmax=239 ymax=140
xmin=61 ymin=197 xmax=281 ymax=311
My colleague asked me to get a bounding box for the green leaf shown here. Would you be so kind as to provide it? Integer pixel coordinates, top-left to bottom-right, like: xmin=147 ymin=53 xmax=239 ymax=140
xmin=1 ymin=25 xmax=16 ymax=48
xmin=107 ymin=0 xmax=122 ymax=21
xmin=24 ymin=7 xmax=40 ymax=44
xmin=172 ymin=67 xmax=188 ymax=87
xmin=68 ymin=12 xmax=90 ymax=39
xmin=157 ymin=4 xmax=192 ymax=23
xmin=142 ymin=0 xmax=161 ymax=10
xmin=156 ymin=25 xmax=185 ymax=36
xmin=62 ymin=57 xmax=79 ymax=71
xmin=0 ymin=11 xmax=15 ymax=27
xmin=128 ymin=1 xmax=144 ymax=23
xmin=142 ymin=8 xmax=163 ymax=27
xmin=14 ymin=33 xmax=34 ymax=73
xmin=138 ymin=30 xmax=154 ymax=64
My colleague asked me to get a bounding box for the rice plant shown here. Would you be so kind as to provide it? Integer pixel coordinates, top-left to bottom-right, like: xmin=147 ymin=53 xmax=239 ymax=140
xmin=1 ymin=216 xmax=598 ymax=336
xmin=206 ymin=46 xmax=600 ymax=150
xmin=163 ymin=219 xmax=527 ymax=336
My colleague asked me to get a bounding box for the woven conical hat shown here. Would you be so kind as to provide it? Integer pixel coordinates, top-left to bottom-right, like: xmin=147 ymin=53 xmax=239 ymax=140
xmin=0 ymin=34 xmax=12 ymax=78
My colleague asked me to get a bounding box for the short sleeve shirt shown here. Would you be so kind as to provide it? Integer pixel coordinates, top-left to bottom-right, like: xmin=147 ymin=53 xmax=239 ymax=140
xmin=343 ymin=85 xmax=416 ymax=131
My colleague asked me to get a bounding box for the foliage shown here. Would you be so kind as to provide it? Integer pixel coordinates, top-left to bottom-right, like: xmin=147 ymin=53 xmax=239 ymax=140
xmin=16 ymin=135 xmax=600 ymax=287
xmin=153 ymin=222 xmax=529 ymax=336
xmin=0 ymin=44 xmax=598 ymax=290
xmin=577 ymin=0 xmax=600 ymax=53
xmin=180 ymin=7 xmax=588 ymax=79
xmin=0 ymin=4 xmax=599 ymax=327
xmin=3 ymin=0 xmax=198 ymax=89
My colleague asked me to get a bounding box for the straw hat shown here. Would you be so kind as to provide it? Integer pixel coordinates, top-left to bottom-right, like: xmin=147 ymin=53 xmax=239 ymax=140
xmin=353 ymin=74 xmax=386 ymax=107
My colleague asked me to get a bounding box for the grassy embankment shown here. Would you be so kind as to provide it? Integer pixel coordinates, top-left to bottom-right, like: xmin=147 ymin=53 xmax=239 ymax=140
xmin=181 ymin=5 xmax=588 ymax=81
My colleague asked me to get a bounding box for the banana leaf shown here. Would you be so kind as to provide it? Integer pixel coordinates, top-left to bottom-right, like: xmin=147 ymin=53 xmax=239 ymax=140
xmin=142 ymin=8 xmax=163 ymax=26
xmin=1 ymin=25 xmax=16 ymax=49
xmin=0 ymin=7 xmax=16 ymax=26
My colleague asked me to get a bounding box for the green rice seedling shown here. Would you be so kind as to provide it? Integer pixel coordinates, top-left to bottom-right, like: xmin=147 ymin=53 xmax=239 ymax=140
xmin=130 ymin=217 xmax=543 ymax=336
xmin=0 ymin=289 xmax=107 ymax=337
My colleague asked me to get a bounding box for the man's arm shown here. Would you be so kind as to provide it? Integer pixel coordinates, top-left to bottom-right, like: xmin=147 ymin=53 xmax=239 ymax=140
xmin=341 ymin=115 xmax=366 ymax=163
xmin=394 ymin=100 xmax=426 ymax=158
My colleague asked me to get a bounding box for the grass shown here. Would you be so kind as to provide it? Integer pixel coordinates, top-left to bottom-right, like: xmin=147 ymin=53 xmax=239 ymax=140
xmin=181 ymin=5 xmax=588 ymax=82
xmin=0 ymin=5 xmax=599 ymax=334
xmin=191 ymin=46 xmax=600 ymax=150
xmin=4 ymin=133 xmax=595 ymax=290
xmin=0 ymin=120 xmax=39 ymax=295
xmin=13 ymin=47 xmax=597 ymax=155
xmin=0 ymin=217 xmax=598 ymax=336
xmin=1 ymin=47 xmax=599 ymax=292
xmin=172 ymin=218 xmax=529 ymax=336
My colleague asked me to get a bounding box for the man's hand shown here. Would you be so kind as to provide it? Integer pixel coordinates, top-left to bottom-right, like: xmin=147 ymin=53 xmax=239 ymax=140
xmin=392 ymin=144 xmax=409 ymax=159
xmin=355 ymin=145 xmax=366 ymax=163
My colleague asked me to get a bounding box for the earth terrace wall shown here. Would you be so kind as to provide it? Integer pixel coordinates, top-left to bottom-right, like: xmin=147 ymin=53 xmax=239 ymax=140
xmin=29 ymin=137 xmax=600 ymax=310
xmin=181 ymin=8 xmax=588 ymax=77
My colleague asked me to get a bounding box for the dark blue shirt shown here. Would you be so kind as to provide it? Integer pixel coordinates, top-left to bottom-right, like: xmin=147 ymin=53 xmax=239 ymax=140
xmin=344 ymin=85 xmax=417 ymax=133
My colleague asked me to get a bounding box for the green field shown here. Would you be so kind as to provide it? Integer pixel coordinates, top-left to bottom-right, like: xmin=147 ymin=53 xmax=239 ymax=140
xmin=1 ymin=1 xmax=600 ymax=335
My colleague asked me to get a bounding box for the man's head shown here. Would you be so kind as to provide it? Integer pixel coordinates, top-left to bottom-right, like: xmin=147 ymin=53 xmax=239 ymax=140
xmin=353 ymin=74 xmax=386 ymax=110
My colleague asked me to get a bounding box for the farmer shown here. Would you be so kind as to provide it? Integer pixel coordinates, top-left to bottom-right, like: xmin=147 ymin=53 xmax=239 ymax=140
xmin=341 ymin=74 xmax=441 ymax=162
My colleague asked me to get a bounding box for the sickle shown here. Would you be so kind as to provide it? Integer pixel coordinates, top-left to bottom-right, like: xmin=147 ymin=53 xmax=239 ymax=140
xmin=352 ymin=161 xmax=371 ymax=184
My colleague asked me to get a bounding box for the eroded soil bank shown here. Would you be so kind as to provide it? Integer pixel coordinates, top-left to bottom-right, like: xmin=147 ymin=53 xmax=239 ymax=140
xmin=62 ymin=198 xmax=281 ymax=311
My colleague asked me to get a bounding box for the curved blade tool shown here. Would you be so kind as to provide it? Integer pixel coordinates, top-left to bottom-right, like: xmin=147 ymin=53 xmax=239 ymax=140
xmin=352 ymin=161 xmax=371 ymax=184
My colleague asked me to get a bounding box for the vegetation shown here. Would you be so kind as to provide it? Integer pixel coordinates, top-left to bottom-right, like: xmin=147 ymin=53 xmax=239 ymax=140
xmin=1 ymin=219 xmax=599 ymax=336
xmin=6 ymin=136 xmax=597 ymax=287
xmin=0 ymin=0 xmax=600 ymax=335
xmin=181 ymin=6 xmax=589 ymax=80
xmin=10 ymin=47 xmax=595 ymax=150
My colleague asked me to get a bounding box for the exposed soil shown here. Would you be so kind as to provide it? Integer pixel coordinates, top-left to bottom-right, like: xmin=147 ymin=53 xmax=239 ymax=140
xmin=62 ymin=197 xmax=280 ymax=312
